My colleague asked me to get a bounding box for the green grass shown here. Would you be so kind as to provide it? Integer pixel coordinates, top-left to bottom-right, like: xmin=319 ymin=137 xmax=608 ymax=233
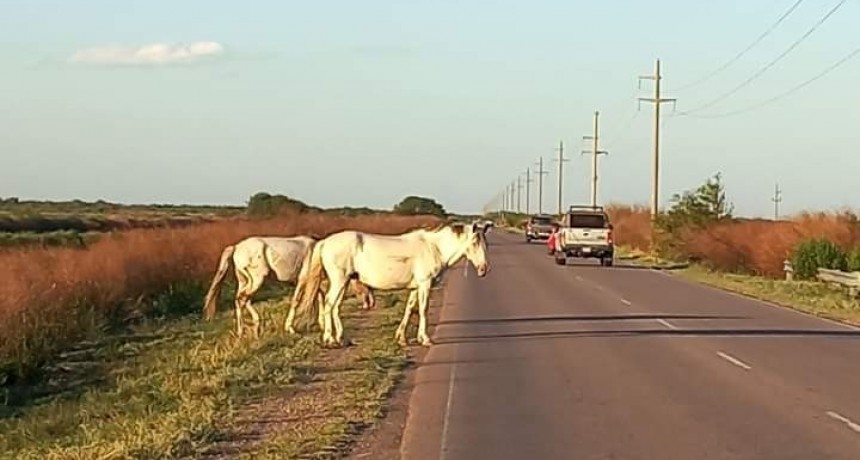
xmin=0 ymin=288 xmax=413 ymax=459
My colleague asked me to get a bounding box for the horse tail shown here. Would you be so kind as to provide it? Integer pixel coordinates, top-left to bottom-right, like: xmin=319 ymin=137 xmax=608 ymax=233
xmin=294 ymin=240 xmax=325 ymax=330
xmin=203 ymin=244 xmax=236 ymax=321
xmin=290 ymin=240 xmax=317 ymax=311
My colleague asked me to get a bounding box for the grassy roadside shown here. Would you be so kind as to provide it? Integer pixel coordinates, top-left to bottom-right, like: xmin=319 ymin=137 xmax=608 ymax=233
xmin=0 ymin=288 xmax=413 ymax=460
xmin=673 ymin=266 xmax=860 ymax=327
xmin=615 ymin=245 xmax=860 ymax=327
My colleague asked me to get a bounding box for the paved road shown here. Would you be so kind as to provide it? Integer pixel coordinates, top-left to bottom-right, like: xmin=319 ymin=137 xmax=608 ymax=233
xmin=398 ymin=231 xmax=860 ymax=459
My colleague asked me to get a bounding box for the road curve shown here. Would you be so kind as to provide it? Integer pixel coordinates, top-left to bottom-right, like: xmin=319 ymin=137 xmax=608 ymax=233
xmin=397 ymin=231 xmax=860 ymax=460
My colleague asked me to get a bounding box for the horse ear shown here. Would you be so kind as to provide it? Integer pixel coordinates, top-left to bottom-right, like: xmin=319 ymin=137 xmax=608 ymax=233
xmin=471 ymin=222 xmax=478 ymax=234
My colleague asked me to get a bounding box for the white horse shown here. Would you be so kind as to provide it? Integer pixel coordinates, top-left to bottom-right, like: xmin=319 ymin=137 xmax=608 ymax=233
xmin=202 ymin=235 xmax=375 ymax=338
xmin=290 ymin=222 xmax=489 ymax=347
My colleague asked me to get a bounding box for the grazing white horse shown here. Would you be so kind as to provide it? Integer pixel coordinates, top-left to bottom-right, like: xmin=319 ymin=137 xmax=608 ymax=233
xmin=290 ymin=223 xmax=489 ymax=347
xmin=202 ymin=235 xmax=375 ymax=338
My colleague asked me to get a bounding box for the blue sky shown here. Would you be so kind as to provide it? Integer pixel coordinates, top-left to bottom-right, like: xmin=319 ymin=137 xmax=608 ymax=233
xmin=2 ymin=0 xmax=858 ymax=216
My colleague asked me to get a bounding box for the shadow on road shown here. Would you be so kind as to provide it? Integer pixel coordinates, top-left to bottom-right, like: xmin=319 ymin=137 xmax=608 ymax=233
xmin=437 ymin=314 xmax=747 ymax=326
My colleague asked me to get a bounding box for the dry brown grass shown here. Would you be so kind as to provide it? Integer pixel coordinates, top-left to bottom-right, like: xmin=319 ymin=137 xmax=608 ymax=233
xmin=606 ymin=205 xmax=860 ymax=277
xmin=0 ymin=211 xmax=441 ymax=380
xmin=606 ymin=203 xmax=652 ymax=249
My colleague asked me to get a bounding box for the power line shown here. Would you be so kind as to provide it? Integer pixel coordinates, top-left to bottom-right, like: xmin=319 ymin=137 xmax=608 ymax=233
xmin=602 ymin=110 xmax=640 ymax=150
xmin=680 ymin=44 xmax=860 ymax=118
xmin=673 ymin=0 xmax=807 ymax=92
xmin=676 ymin=0 xmax=848 ymax=116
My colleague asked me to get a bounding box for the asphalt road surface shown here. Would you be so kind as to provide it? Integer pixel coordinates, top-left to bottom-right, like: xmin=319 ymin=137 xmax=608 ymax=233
xmin=397 ymin=231 xmax=860 ymax=460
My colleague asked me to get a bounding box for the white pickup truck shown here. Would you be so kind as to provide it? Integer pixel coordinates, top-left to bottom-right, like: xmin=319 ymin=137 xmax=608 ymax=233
xmin=552 ymin=205 xmax=614 ymax=267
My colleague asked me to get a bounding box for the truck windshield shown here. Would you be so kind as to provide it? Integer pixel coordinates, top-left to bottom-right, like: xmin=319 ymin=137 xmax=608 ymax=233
xmin=568 ymin=213 xmax=606 ymax=228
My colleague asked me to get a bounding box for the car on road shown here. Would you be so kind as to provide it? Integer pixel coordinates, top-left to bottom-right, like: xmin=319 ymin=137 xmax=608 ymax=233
xmin=552 ymin=205 xmax=614 ymax=266
xmin=524 ymin=214 xmax=556 ymax=243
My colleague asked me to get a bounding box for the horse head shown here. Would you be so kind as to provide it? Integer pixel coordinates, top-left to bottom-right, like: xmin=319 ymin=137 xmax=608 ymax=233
xmin=432 ymin=222 xmax=489 ymax=277
xmin=467 ymin=222 xmax=489 ymax=277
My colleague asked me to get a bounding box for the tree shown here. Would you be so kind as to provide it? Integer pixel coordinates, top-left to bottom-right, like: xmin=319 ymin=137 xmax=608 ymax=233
xmin=246 ymin=192 xmax=311 ymax=217
xmin=393 ymin=196 xmax=446 ymax=217
xmin=658 ymin=172 xmax=734 ymax=234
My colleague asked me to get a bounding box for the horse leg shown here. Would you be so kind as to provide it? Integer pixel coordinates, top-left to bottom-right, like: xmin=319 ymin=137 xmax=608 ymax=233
xmin=416 ymin=282 xmax=434 ymax=346
xmin=322 ymin=275 xmax=349 ymax=347
xmin=233 ymin=268 xmax=251 ymax=337
xmin=283 ymin=284 xmax=306 ymax=334
xmin=244 ymin=266 xmax=267 ymax=339
xmin=316 ymin=291 xmax=326 ymax=332
xmin=394 ymin=290 xmax=418 ymax=346
xmin=332 ymin=281 xmax=352 ymax=346
xmin=283 ymin=298 xmax=298 ymax=335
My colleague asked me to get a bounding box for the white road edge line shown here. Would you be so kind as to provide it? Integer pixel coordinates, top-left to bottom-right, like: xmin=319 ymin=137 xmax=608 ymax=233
xmin=656 ymin=319 xmax=677 ymax=330
xmin=620 ymin=298 xmax=632 ymax=306
xmin=716 ymin=351 xmax=752 ymax=371
xmin=439 ymin=345 xmax=458 ymax=460
xmin=826 ymin=411 xmax=860 ymax=434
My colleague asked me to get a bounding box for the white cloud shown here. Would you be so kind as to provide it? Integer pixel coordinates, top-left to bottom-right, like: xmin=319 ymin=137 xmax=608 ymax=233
xmin=69 ymin=41 xmax=224 ymax=65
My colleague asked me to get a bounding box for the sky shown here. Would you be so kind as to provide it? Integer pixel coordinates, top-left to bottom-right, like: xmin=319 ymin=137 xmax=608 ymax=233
xmin=1 ymin=0 xmax=858 ymax=216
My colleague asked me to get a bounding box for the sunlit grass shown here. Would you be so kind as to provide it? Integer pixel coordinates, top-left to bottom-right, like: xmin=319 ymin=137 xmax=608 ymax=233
xmin=0 ymin=291 xmax=411 ymax=460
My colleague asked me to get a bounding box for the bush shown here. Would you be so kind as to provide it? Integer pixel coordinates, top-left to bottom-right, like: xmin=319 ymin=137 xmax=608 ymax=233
xmin=790 ymin=238 xmax=848 ymax=280
xmin=393 ymin=196 xmax=447 ymax=217
xmin=605 ymin=204 xmax=651 ymax=250
xmin=246 ymin=192 xmax=315 ymax=217
xmin=848 ymin=247 xmax=860 ymax=272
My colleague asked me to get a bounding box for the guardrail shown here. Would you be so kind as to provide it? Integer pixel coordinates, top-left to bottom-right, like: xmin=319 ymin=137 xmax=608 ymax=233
xmin=782 ymin=260 xmax=860 ymax=297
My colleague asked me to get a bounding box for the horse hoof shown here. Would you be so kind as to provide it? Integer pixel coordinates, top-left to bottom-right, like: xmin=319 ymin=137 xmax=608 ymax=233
xmin=418 ymin=336 xmax=434 ymax=347
xmin=285 ymin=326 xmax=297 ymax=335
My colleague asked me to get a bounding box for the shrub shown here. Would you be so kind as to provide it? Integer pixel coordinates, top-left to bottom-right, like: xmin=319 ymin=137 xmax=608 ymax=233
xmin=790 ymin=238 xmax=848 ymax=280
xmin=848 ymin=247 xmax=860 ymax=272
xmin=605 ymin=204 xmax=651 ymax=250
xmin=393 ymin=196 xmax=447 ymax=217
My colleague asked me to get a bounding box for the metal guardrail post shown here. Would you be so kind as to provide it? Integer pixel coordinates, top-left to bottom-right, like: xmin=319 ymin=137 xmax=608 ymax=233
xmin=783 ymin=260 xmax=793 ymax=281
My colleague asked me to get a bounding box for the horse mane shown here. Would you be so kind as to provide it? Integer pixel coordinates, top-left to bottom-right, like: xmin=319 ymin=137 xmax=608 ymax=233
xmin=430 ymin=222 xmax=467 ymax=235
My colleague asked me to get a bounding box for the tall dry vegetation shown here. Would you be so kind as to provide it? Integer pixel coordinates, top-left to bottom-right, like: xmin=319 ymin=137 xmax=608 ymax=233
xmin=0 ymin=212 xmax=441 ymax=381
xmin=607 ymin=204 xmax=860 ymax=277
xmin=605 ymin=204 xmax=652 ymax=250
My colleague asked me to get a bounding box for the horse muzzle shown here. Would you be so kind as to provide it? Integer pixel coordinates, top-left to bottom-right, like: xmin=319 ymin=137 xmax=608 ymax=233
xmin=476 ymin=265 xmax=488 ymax=277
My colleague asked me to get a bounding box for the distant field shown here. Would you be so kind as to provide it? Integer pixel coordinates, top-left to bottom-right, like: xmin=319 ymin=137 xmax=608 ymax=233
xmin=0 ymin=200 xmax=241 ymax=233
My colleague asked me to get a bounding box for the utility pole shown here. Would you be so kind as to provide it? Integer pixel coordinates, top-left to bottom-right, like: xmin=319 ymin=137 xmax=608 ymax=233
xmin=771 ymin=182 xmax=782 ymax=221
xmin=516 ymin=175 xmax=523 ymax=213
xmin=510 ymin=180 xmax=516 ymax=214
xmin=501 ymin=186 xmax=507 ymax=212
xmin=638 ymin=59 xmax=676 ymax=220
xmin=582 ymin=111 xmax=609 ymax=207
xmin=525 ymin=167 xmax=533 ymax=215
xmin=553 ymin=140 xmax=569 ymax=216
xmin=534 ymin=156 xmax=548 ymax=215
